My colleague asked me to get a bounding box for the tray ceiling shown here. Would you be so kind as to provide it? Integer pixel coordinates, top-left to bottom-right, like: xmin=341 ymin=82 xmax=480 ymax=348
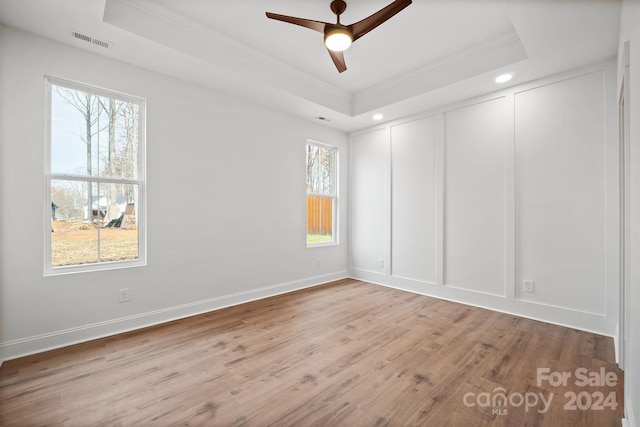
xmin=0 ymin=0 xmax=622 ymax=131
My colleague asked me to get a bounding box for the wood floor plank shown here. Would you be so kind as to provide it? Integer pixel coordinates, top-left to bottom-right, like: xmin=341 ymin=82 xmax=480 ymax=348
xmin=0 ymin=279 xmax=623 ymax=426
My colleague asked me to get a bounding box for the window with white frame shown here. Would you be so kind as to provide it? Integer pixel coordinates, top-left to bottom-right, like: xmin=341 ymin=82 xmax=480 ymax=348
xmin=45 ymin=77 xmax=145 ymax=274
xmin=306 ymin=141 xmax=337 ymax=246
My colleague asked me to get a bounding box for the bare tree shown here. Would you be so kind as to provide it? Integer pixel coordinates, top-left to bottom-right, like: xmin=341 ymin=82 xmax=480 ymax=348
xmin=119 ymin=102 xmax=139 ymax=203
xmin=98 ymin=97 xmax=123 ymax=203
xmin=306 ymin=144 xmax=334 ymax=194
xmin=54 ymin=86 xmax=100 ymax=219
xmin=306 ymin=144 xmax=319 ymax=193
xmin=51 ymin=180 xmax=87 ymax=220
xmin=54 ymin=86 xmax=140 ymax=226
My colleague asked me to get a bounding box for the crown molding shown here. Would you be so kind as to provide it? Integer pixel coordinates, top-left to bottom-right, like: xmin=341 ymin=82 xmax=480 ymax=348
xmin=351 ymin=28 xmax=527 ymax=115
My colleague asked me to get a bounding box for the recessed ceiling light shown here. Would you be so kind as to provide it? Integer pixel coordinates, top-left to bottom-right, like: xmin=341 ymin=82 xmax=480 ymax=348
xmin=495 ymin=73 xmax=513 ymax=83
xmin=372 ymin=113 xmax=384 ymax=121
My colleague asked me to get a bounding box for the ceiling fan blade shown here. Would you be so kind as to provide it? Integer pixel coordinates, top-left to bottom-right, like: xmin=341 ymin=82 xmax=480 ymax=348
xmin=327 ymin=48 xmax=347 ymax=73
xmin=265 ymin=12 xmax=329 ymax=33
xmin=349 ymin=0 xmax=412 ymax=41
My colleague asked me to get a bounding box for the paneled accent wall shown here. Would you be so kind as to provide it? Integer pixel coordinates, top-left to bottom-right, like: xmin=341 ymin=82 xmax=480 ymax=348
xmin=444 ymin=98 xmax=509 ymax=296
xmin=350 ymin=128 xmax=388 ymax=274
xmin=390 ymin=117 xmax=437 ymax=283
xmin=514 ymin=72 xmax=607 ymax=315
xmin=349 ymin=61 xmax=618 ymax=336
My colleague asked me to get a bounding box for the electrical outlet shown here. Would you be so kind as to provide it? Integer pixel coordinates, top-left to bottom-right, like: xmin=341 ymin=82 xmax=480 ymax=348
xmin=524 ymin=280 xmax=535 ymax=293
xmin=316 ymin=258 xmax=322 ymax=268
xmin=119 ymin=288 xmax=130 ymax=303
xmin=378 ymin=259 xmax=385 ymax=268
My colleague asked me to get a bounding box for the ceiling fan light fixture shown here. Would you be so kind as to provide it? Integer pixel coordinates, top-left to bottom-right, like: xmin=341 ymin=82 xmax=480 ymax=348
xmin=266 ymin=0 xmax=412 ymax=71
xmin=324 ymin=26 xmax=352 ymax=51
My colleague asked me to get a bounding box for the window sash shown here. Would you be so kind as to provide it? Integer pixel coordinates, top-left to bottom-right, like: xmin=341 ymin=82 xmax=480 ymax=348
xmin=306 ymin=142 xmax=336 ymax=196
xmin=49 ymin=174 xmax=141 ymax=185
xmin=306 ymin=141 xmax=337 ymax=246
xmin=44 ymin=76 xmax=146 ymax=275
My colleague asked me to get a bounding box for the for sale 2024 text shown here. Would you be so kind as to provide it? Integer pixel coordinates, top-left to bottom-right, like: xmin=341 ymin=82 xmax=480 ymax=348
xmin=537 ymin=367 xmax=618 ymax=411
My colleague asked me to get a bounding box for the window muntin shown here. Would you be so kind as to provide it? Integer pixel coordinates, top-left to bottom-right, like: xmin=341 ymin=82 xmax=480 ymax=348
xmin=306 ymin=142 xmax=337 ymax=246
xmin=46 ymin=78 xmax=145 ymax=274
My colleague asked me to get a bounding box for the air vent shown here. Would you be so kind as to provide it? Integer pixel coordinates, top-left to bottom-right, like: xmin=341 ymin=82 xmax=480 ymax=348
xmin=72 ymin=31 xmax=111 ymax=49
xmin=315 ymin=116 xmax=331 ymax=122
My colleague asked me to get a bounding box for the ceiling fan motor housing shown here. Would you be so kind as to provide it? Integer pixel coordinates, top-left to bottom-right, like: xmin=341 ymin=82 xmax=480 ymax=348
xmin=330 ymin=0 xmax=348 ymax=17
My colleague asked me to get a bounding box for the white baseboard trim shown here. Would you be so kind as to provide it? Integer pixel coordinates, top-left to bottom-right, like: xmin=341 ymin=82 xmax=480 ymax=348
xmin=350 ymin=270 xmax=615 ymax=338
xmin=0 ymin=271 xmax=348 ymax=364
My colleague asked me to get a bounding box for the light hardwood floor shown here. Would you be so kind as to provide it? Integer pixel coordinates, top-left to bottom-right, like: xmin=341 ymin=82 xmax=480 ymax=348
xmin=0 ymin=279 xmax=623 ymax=426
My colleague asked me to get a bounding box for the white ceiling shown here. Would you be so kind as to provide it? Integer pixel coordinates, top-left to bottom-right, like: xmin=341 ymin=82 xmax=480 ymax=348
xmin=0 ymin=0 xmax=622 ymax=132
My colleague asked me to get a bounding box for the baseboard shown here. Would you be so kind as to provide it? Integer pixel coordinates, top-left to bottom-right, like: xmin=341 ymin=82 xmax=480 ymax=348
xmin=350 ymin=270 xmax=615 ymax=338
xmin=0 ymin=271 xmax=348 ymax=364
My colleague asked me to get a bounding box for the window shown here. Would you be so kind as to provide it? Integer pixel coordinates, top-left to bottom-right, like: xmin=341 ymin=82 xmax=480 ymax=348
xmin=45 ymin=77 xmax=145 ymax=274
xmin=306 ymin=141 xmax=337 ymax=246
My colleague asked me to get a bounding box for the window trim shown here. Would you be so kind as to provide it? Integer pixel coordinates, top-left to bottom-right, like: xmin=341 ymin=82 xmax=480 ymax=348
xmin=306 ymin=139 xmax=338 ymax=248
xmin=44 ymin=76 xmax=147 ymax=275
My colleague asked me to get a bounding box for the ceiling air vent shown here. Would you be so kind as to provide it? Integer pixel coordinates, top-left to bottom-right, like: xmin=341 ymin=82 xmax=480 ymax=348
xmin=72 ymin=31 xmax=111 ymax=49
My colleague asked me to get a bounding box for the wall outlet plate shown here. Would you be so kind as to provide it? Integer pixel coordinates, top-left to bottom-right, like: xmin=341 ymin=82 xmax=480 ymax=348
xmin=524 ymin=280 xmax=535 ymax=293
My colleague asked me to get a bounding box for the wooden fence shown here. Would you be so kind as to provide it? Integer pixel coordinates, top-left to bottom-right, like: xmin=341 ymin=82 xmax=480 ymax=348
xmin=307 ymin=195 xmax=333 ymax=235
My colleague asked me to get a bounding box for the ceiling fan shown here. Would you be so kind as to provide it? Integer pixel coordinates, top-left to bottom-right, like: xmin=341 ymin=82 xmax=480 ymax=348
xmin=266 ymin=0 xmax=412 ymax=73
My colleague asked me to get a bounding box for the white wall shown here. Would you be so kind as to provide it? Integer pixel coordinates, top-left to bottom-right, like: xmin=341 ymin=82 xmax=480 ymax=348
xmin=0 ymin=26 xmax=348 ymax=362
xmin=350 ymin=59 xmax=619 ymax=338
xmin=350 ymin=128 xmax=388 ymax=274
xmin=618 ymin=1 xmax=640 ymax=425
xmin=391 ymin=117 xmax=438 ymax=283
xmin=514 ymin=71 xmax=608 ymax=315
xmin=444 ymin=98 xmax=508 ymax=296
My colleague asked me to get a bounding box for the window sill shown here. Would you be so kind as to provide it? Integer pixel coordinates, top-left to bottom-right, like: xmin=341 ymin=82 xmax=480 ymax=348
xmin=307 ymin=242 xmax=339 ymax=248
xmin=44 ymin=259 xmax=146 ymax=276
